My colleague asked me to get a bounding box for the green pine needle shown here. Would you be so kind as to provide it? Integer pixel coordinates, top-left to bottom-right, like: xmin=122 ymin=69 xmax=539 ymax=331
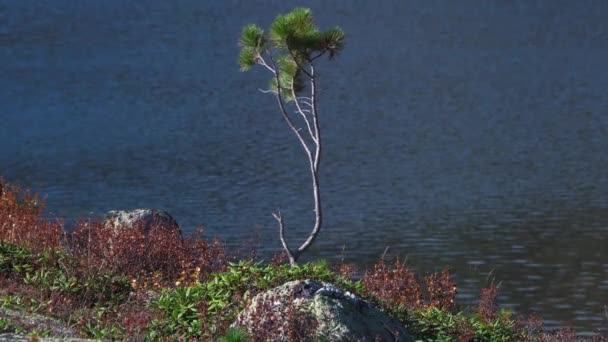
xmin=238 ymin=48 xmax=257 ymax=71
xmin=271 ymin=8 xmax=320 ymax=52
xmin=321 ymin=27 xmax=345 ymax=58
xmin=284 ymin=8 xmax=315 ymax=36
xmin=276 ymin=55 xmax=297 ymax=78
xmin=239 ymin=7 xmax=345 ymax=82
xmin=239 ymin=24 xmax=265 ymax=49
xmin=270 ymin=15 xmax=292 ymax=48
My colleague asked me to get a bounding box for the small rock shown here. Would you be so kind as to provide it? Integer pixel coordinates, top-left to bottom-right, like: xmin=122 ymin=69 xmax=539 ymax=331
xmin=104 ymin=209 xmax=181 ymax=235
xmin=0 ymin=334 xmax=95 ymax=342
xmin=0 ymin=308 xmax=96 ymax=341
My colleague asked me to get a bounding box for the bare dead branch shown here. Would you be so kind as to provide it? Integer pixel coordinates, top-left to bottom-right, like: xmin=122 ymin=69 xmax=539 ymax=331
xmin=256 ymin=56 xmax=276 ymax=74
xmin=299 ymin=100 xmax=313 ymax=108
xmin=266 ymin=50 xmax=313 ymax=161
xmin=291 ymin=83 xmax=317 ymax=142
xmin=381 ymin=246 xmax=390 ymax=260
xmin=273 ymin=210 xmax=297 ymax=266
xmin=310 ymin=50 xmax=327 ymax=62
xmin=310 ymin=64 xmax=322 ymax=171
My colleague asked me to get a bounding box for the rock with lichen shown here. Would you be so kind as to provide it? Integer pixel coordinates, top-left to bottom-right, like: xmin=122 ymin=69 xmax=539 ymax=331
xmin=0 ymin=308 xmax=94 ymax=341
xmin=104 ymin=209 xmax=180 ymax=235
xmin=233 ymin=279 xmax=414 ymax=341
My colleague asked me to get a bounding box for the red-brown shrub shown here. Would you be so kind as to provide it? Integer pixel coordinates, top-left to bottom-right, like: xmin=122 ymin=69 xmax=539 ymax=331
xmin=478 ymin=283 xmax=499 ymax=323
xmin=334 ymin=249 xmax=357 ymax=280
xmin=517 ymin=312 xmax=544 ymax=338
xmin=68 ymin=221 xmax=227 ymax=288
xmin=335 ymin=261 xmax=357 ymax=280
xmin=425 ymin=268 xmax=457 ymax=311
xmin=362 ymin=257 xmax=423 ymax=309
xmin=270 ymin=250 xmax=288 ymax=266
xmin=183 ymin=227 xmax=228 ymax=280
xmin=1 ymin=179 xmax=228 ymax=289
xmin=68 ymin=219 xmax=184 ymax=281
xmin=117 ymin=300 xmax=157 ymax=340
xmin=0 ymin=179 xmax=63 ymax=252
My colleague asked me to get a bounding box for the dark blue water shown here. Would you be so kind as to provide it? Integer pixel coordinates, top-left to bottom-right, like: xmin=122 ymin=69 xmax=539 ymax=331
xmin=2 ymin=0 xmax=608 ymax=333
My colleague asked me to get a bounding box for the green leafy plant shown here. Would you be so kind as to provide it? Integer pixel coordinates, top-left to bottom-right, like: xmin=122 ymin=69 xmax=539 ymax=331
xmin=82 ymin=320 xmax=122 ymax=340
xmin=217 ymin=327 xmax=251 ymax=342
xmin=0 ymin=241 xmax=33 ymax=274
xmin=238 ymin=8 xmax=345 ymax=266
xmin=0 ymin=318 xmax=10 ymax=332
xmin=29 ymin=328 xmax=53 ymax=338
xmin=408 ymin=307 xmax=469 ymax=341
xmin=149 ymin=260 xmax=359 ymax=340
xmin=14 ymin=326 xmax=27 ymax=334
xmin=405 ymin=307 xmax=527 ymax=342
xmin=1 ymin=294 xmax=26 ymax=310
xmin=470 ymin=311 xmax=523 ymax=341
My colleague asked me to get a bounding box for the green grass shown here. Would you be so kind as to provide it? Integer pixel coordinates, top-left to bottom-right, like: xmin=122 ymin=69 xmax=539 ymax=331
xmin=148 ymin=260 xmax=360 ymax=340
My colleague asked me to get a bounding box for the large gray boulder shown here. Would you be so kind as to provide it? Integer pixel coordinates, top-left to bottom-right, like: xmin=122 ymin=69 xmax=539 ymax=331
xmin=233 ymin=280 xmax=414 ymax=342
xmin=104 ymin=209 xmax=180 ymax=235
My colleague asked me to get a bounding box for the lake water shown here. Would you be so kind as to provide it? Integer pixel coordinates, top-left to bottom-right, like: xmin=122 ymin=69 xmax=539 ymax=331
xmin=1 ymin=0 xmax=607 ymax=334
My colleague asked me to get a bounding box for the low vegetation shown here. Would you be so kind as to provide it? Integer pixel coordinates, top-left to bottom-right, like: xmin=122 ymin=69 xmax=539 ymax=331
xmin=0 ymin=178 xmax=605 ymax=341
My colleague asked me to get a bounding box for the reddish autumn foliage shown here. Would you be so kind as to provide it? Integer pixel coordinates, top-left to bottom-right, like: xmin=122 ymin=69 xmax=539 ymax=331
xmin=67 ymin=220 xmax=228 ymax=288
xmin=335 ymin=260 xmax=357 ymax=280
xmin=1 ymin=179 xmax=229 ymax=289
xmin=478 ymin=283 xmax=499 ymax=323
xmin=69 ymin=220 xmax=182 ymax=279
xmin=426 ymin=268 xmax=457 ymax=311
xmin=362 ymin=257 xmax=423 ymax=309
xmin=0 ymin=179 xmax=63 ymax=252
xmin=270 ymin=250 xmax=288 ymax=266
xmin=362 ymin=258 xmax=459 ymax=314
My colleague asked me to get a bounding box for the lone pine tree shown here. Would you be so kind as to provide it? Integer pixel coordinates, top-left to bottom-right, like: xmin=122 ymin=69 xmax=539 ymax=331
xmin=238 ymin=8 xmax=345 ymax=266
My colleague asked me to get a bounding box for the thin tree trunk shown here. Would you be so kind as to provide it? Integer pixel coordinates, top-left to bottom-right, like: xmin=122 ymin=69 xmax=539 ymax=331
xmin=261 ymin=54 xmax=325 ymax=267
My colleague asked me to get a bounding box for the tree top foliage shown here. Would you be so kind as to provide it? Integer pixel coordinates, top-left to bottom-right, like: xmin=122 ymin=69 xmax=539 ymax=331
xmin=238 ymin=8 xmax=345 ymax=101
